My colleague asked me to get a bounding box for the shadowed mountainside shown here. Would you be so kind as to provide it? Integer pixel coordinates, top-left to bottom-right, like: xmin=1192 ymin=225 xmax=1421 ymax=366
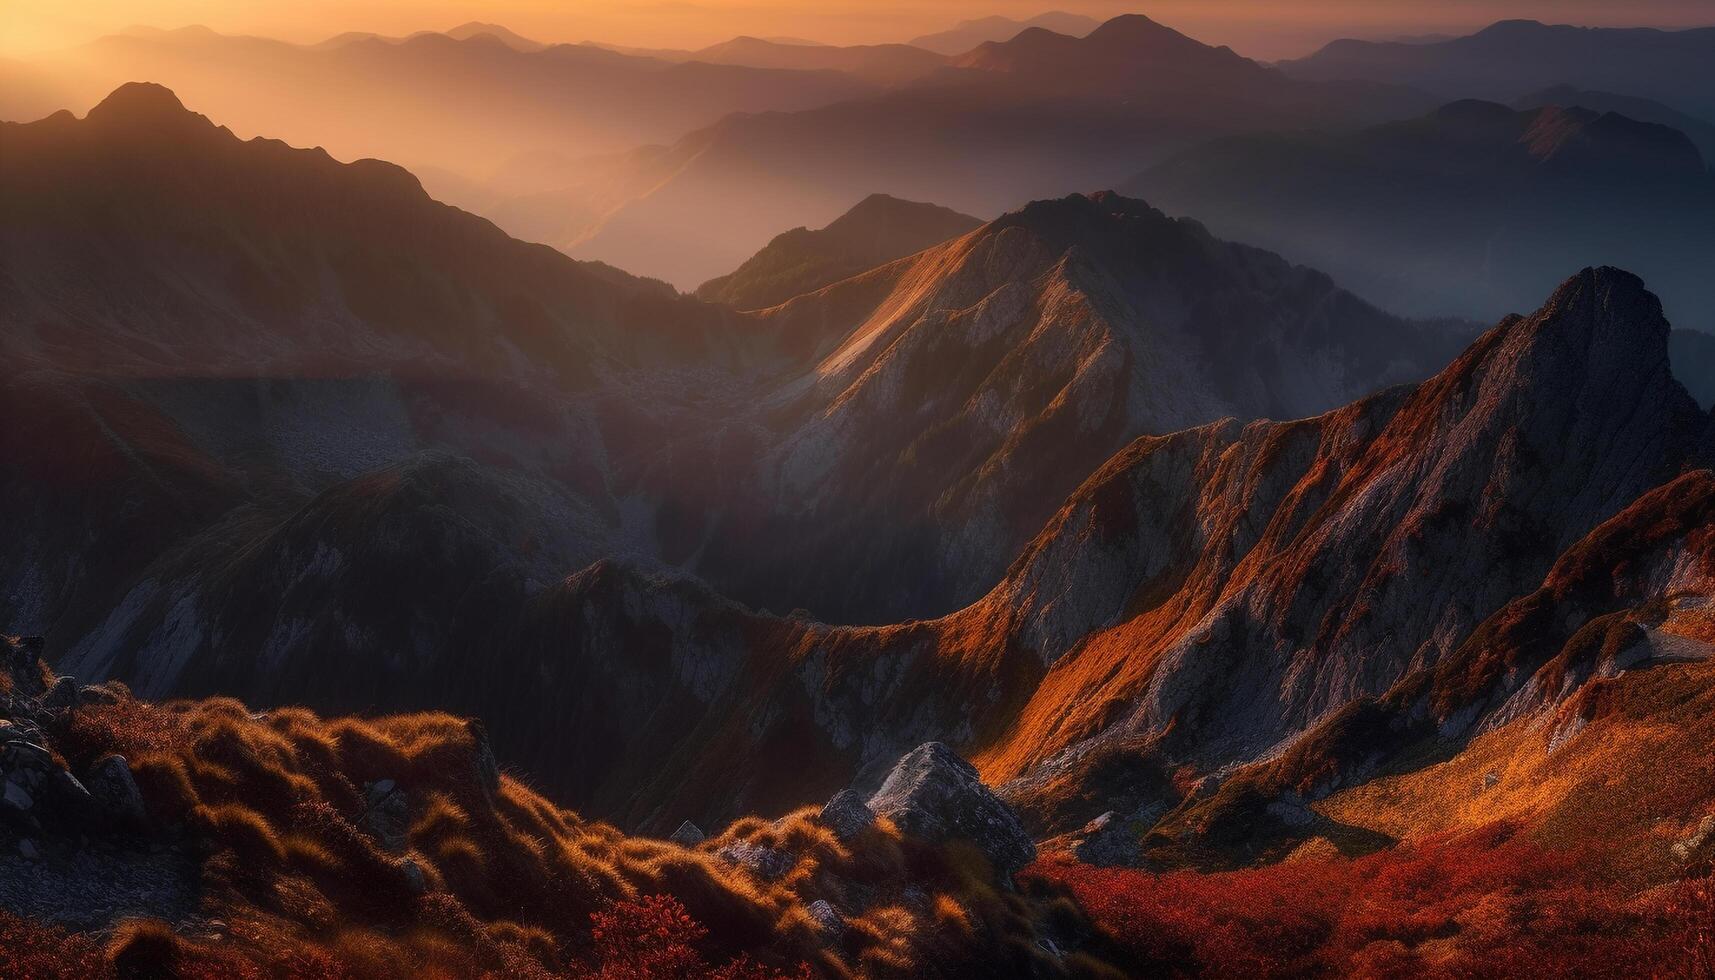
xmin=1281 ymin=19 xmax=1715 ymax=118
xmin=1124 ymin=99 xmax=1715 ymax=324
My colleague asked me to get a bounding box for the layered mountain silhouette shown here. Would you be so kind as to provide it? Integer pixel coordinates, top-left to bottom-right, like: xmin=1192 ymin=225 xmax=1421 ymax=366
xmin=609 ymin=36 xmax=951 ymax=87
xmin=1126 ymin=100 xmax=1715 ymax=325
xmin=1512 ymin=84 xmax=1715 ymax=164
xmin=907 ymin=12 xmax=1101 ymax=54
xmin=9 ymin=26 xmax=875 ymax=179
xmin=551 ymin=14 xmax=1436 ymax=287
xmin=695 ymin=194 xmax=982 ymax=309
xmin=1282 ymin=19 xmax=1715 ymax=119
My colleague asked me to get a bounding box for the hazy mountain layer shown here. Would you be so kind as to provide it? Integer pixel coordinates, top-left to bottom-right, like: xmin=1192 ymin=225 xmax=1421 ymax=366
xmin=1282 ymin=19 xmax=1715 ymax=118
xmin=1125 ymin=100 xmax=1715 ymax=325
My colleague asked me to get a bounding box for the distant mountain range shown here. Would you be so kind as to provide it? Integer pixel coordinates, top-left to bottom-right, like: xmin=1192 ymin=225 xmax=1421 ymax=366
xmin=1282 ymin=19 xmax=1715 ymax=119
xmin=906 ymin=11 xmax=1101 ymax=54
xmin=695 ymin=193 xmax=982 ymax=309
xmin=2 ymin=25 xmax=876 ymax=177
xmin=542 ymin=14 xmax=1436 ymax=287
xmin=1126 ymin=99 xmax=1715 ymax=326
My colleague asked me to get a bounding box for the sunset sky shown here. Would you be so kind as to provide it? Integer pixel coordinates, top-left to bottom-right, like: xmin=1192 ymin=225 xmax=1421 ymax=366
xmin=4 ymin=0 xmax=1713 ymax=59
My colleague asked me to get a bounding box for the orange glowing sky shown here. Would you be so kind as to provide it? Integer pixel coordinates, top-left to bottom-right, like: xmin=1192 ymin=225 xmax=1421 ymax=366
xmin=4 ymin=0 xmax=1712 ymax=60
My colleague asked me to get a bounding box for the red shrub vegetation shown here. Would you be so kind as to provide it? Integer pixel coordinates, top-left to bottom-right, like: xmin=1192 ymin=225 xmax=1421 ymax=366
xmin=1029 ymin=822 xmax=1709 ymax=978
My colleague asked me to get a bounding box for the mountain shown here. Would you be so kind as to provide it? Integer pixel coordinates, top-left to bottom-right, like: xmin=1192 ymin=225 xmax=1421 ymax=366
xmin=682 ymin=36 xmax=948 ymax=86
xmin=1512 ymin=84 xmax=1715 ymax=165
xmin=441 ymin=20 xmax=547 ymax=51
xmin=1124 ymin=100 xmax=1715 ymax=324
xmin=693 ymin=192 xmax=1473 ymax=623
xmin=0 ymin=83 xmax=766 ymax=664
xmin=1282 ymin=19 xmax=1715 ymax=118
xmin=907 ymin=12 xmax=1101 ymax=54
xmin=4 ymin=88 xmax=1482 ymax=810
xmin=5 ymin=26 xmax=875 ymax=179
xmin=694 ymin=193 xmax=982 ymax=309
xmin=552 ymin=15 xmax=1436 ymax=287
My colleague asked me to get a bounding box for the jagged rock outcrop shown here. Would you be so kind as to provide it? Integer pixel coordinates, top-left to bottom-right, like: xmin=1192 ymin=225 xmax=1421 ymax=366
xmin=819 ymin=790 xmax=876 ymax=842
xmin=866 ymin=743 xmax=1036 ymax=877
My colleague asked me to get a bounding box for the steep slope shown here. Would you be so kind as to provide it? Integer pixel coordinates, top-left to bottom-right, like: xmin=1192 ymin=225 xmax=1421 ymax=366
xmin=699 ymin=192 xmax=1471 ymax=622
xmin=560 ymin=14 xmax=1435 ymax=287
xmin=7 ymin=26 xmax=874 ymax=179
xmin=1512 ymin=84 xmax=1715 ymax=165
xmin=1281 ymin=19 xmax=1715 ymax=118
xmin=1125 ymin=100 xmax=1715 ymax=323
xmin=695 ymin=194 xmax=982 ymax=310
xmin=0 ymin=83 xmax=765 ymax=661
xmin=907 ymin=12 xmax=1101 ymax=55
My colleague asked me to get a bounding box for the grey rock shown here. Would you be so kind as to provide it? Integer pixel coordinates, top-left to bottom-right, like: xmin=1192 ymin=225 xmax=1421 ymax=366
xmin=3 ymin=780 xmax=35 ymax=812
xmin=86 ymin=756 xmax=148 ymax=824
xmin=361 ymin=780 xmax=409 ymax=852
xmin=400 ymin=858 xmax=428 ymax=894
xmin=1072 ymin=810 xmax=1141 ymax=866
xmin=819 ymin=789 xmax=875 ymax=842
xmin=867 ymin=742 xmax=1036 ymax=877
xmin=717 ymin=841 xmax=793 ymax=881
xmin=41 ymin=677 xmax=78 ymax=712
xmin=1673 ymin=814 xmax=1715 ymax=862
xmin=667 ymin=820 xmax=705 ymax=846
xmin=807 ymin=899 xmax=843 ymax=939
xmin=18 ymin=838 xmax=40 ymax=861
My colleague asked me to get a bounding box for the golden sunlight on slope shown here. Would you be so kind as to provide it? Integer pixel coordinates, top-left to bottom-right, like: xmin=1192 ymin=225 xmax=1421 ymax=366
xmin=1317 ymin=659 xmax=1715 ymax=888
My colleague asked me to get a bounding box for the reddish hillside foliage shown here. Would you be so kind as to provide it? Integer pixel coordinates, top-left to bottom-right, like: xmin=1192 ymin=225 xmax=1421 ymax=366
xmin=1028 ymin=823 xmax=1712 ymax=978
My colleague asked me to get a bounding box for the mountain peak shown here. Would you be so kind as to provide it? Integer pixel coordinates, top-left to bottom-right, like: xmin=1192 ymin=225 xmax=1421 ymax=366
xmin=86 ymin=81 xmax=189 ymax=121
xmin=1537 ymin=265 xmax=1658 ymax=326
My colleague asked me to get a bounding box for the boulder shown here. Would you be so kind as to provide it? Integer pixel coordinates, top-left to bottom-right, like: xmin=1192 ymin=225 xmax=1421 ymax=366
xmin=362 ymin=780 xmax=409 ymax=852
xmin=807 ymin=899 xmax=844 ymax=940
xmin=86 ymin=755 xmax=148 ymax=824
xmin=1071 ymin=811 xmax=1141 ymax=866
xmin=867 ymin=742 xmax=1036 ymax=877
xmin=717 ymin=841 xmax=793 ymax=881
xmin=819 ymin=789 xmax=875 ymax=842
xmin=667 ymin=820 xmax=706 ymax=846
xmin=400 ymin=858 xmax=428 ymax=894
xmin=40 ymin=677 xmax=79 ymax=712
